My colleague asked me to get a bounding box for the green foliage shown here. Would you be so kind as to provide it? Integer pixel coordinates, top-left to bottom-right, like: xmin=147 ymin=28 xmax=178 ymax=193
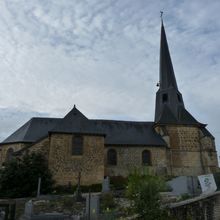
xmin=110 ymin=176 xmax=128 ymax=190
xmin=179 ymin=193 xmax=192 ymax=201
xmin=53 ymin=183 xmax=102 ymax=194
xmin=79 ymin=184 xmax=102 ymax=193
xmin=53 ymin=185 xmax=75 ymax=194
xmin=126 ymin=168 xmax=170 ymax=220
xmin=62 ymin=196 xmax=74 ymax=209
xmin=0 ymin=153 xmax=54 ymax=198
xmin=100 ymin=192 xmax=115 ymax=212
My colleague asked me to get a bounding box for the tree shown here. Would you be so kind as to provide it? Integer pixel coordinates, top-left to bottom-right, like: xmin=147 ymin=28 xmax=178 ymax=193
xmin=126 ymin=168 xmax=171 ymax=220
xmin=0 ymin=152 xmax=54 ymax=198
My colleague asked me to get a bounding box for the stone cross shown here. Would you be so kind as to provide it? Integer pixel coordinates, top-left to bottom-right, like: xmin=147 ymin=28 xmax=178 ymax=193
xmin=75 ymin=171 xmax=83 ymax=201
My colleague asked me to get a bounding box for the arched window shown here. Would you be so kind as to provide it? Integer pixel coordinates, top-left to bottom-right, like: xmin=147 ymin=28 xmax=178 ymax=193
xmin=6 ymin=148 xmax=14 ymax=162
xmin=142 ymin=150 xmax=151 ymax=166
xmin=107 ymin=149 xmax=117 ymax=165
xmin=72 ymin=135 xmax=83 ymax=155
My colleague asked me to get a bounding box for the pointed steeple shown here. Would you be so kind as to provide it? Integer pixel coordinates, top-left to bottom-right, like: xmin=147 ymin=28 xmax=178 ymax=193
xmin=159 ymin=22 xmax=178 ymax=90
xmin=155 ymin=20 xmax=199 ymax=125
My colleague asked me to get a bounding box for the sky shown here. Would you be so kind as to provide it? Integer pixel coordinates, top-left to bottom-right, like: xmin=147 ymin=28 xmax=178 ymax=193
xmin=0 ymin=0 xmax=220 ymax=157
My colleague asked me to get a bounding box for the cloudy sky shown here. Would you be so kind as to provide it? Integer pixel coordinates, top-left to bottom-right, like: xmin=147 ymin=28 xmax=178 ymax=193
xmin=0 ymin=0 xmax=220 ymax=156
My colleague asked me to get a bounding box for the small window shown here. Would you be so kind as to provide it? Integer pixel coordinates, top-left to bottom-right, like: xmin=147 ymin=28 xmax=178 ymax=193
xmin=142 ymin=150 xmax=151 ymax=165
xmin=162 ymin=93 xmax=168 ymax=103
xmin=6 ymin=148 xmax=14 ymax=162
xmin=177 ymin=94 xmax=182 ymax=102
xmin=72 ymin=135 xmax=83 ymax=155
xmin=107 ymin=149 xmax=117 ymax=165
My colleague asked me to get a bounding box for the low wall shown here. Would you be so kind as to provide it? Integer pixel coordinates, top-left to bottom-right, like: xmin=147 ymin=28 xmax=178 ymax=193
xmin=169 ymin=191 xmax=220 ymax=220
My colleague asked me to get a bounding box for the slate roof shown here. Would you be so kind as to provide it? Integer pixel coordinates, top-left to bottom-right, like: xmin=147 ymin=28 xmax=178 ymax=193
xmin=1 ymin=107 xmax=167 ymax=147
xmin=51 ymin=106 xmax=105 ymax=136
xmin=155 ymin=21 xmax=202 ymax=126
xmin=201 ymin=127 xmax=215 ymax=139
xmin=159 ymin=21 xmax=178 ymax=90
xmin=1 ymin=105 xmax=213 ymax=146
xmin=156 ymin=105 xmax=201 ymax=125
xmin=51 ymin=106 xmax=166 ymax=146
xmin=92 ymin=120 xmax=166 ymax=146
xmin=1 ymin=118 xmax=61 ymax=144
xmin=178 ymin=106 xmax=200 ymax=125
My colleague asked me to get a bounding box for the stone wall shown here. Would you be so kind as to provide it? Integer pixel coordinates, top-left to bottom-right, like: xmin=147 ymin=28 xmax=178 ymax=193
xmin=0 ymin=143 xmax=28 ymax=165
xmin=105 ymin=146 xmax=168 ymax=177
xmin=155 ymin=125 xmax=219 ymax=176
xmin=28 ymin=137 xmax=50 ymax=159
xmin=169 ymin=191 xmax=220 ymax=220
xmin=48 ymin=133 xmax=105 ymax=186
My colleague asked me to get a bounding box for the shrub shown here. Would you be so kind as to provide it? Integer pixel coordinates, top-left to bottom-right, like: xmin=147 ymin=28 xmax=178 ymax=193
xmin=53 ymin=183 xmax=102 ymax=194
xmin=100 ymin=192 xmax=115 ymax=212
xmin=179 ymin=193 xmax=192 ymax=201
xmin=126 ymin=168 xmax=170 ymax=220
xmin=0 ymin=153 xmax=54 ymax=198
xmin=80 ymin=184 xmax=102 ymax=193
xmin=110 ymin=176 xmax=128 ymax=190
xmin=53 ymin=185 xmax=75 ymax=194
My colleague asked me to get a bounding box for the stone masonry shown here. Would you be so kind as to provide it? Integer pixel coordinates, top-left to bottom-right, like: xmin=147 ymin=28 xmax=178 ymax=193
xmin=155 ymin=125 xmax=218 ymax=176
xmin=0 ymin=143 xmax=28 ymax=165
xmin=105 ymin=146 xmax=168 ymax=177
xmin=48 ymin=133 xmax=105 ymax=186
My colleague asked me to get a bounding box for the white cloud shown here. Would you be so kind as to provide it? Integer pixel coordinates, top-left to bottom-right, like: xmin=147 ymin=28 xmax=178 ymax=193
xmin=0 ymin=0 xmax=220 ymax=157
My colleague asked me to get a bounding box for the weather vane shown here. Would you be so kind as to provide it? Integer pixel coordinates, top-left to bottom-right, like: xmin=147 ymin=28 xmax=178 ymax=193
xmin=160 ymin=11 xmax=163 ymax=21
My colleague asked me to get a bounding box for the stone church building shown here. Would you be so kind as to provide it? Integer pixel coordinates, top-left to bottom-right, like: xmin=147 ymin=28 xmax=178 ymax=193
xmin=0 ymin=22 xmax=218 ymax=186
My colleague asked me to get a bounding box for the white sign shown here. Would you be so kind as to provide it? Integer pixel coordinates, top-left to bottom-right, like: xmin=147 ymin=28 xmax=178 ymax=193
xmin=198 ymin=174 xmax=217 ymax=194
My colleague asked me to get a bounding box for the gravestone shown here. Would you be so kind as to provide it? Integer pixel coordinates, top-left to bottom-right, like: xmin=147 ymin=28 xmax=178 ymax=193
xmin=86 ymin=194 xmax=100 ymax=219
xmin=24 ymin=200 xmax=33 ymax=218
xmin=23 ymin=200 xmax=71 ymax=220
xmin=102 ymin=176 xmax=110 ymax=193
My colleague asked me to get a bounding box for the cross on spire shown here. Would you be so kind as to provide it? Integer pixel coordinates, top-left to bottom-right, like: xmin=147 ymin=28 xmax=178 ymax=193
xmin=160 ymin=11 xmax=163 ymax=20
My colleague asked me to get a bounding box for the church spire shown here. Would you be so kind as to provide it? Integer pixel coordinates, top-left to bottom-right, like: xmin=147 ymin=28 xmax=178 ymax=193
xmin=159 ymin=22 xmax=178 ymax=90
xmin=155 ymin=20 xmax=199 ymax=125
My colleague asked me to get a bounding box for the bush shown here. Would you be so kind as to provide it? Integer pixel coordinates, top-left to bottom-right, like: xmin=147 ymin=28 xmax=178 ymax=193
xmin=179 ymin=193 xmax=192 ymax=201
xmin=100 ymin=192 xmax=115 ymax=212
xmin=110 ymin=176 xmax=128 ymax=190
xmin=0 ymin=153 xmax=54 ymax=198
xmin=126 ymin=168 xmax=170 ymax=220
xmin=80 ymin=184 xmax=102 ymax=193
xmin=53 ymin=184 xmax=75 ymax=194
xmin=53 ymin=183 xmax=102 ymax=194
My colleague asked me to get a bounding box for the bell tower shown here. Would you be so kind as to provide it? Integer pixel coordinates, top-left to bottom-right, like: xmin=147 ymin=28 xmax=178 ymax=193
xmin=154 ymin=19 xmax=218 ymax=176
xmin=155 ymin=20 xmax=198 ymax=125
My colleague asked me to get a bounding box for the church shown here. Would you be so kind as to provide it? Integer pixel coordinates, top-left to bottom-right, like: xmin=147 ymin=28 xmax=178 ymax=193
xmin=0 ymin=21 xmax=218 ymax=186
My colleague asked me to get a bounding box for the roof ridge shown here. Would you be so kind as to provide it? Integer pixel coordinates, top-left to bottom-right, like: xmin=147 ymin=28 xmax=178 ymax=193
xmin=23 ymin=118 xmax=36 ymax=141
xmin=91 ymin=119 xmax=154 ymax=123
xmin=30 ymin=117 xmax=61 ymax=120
